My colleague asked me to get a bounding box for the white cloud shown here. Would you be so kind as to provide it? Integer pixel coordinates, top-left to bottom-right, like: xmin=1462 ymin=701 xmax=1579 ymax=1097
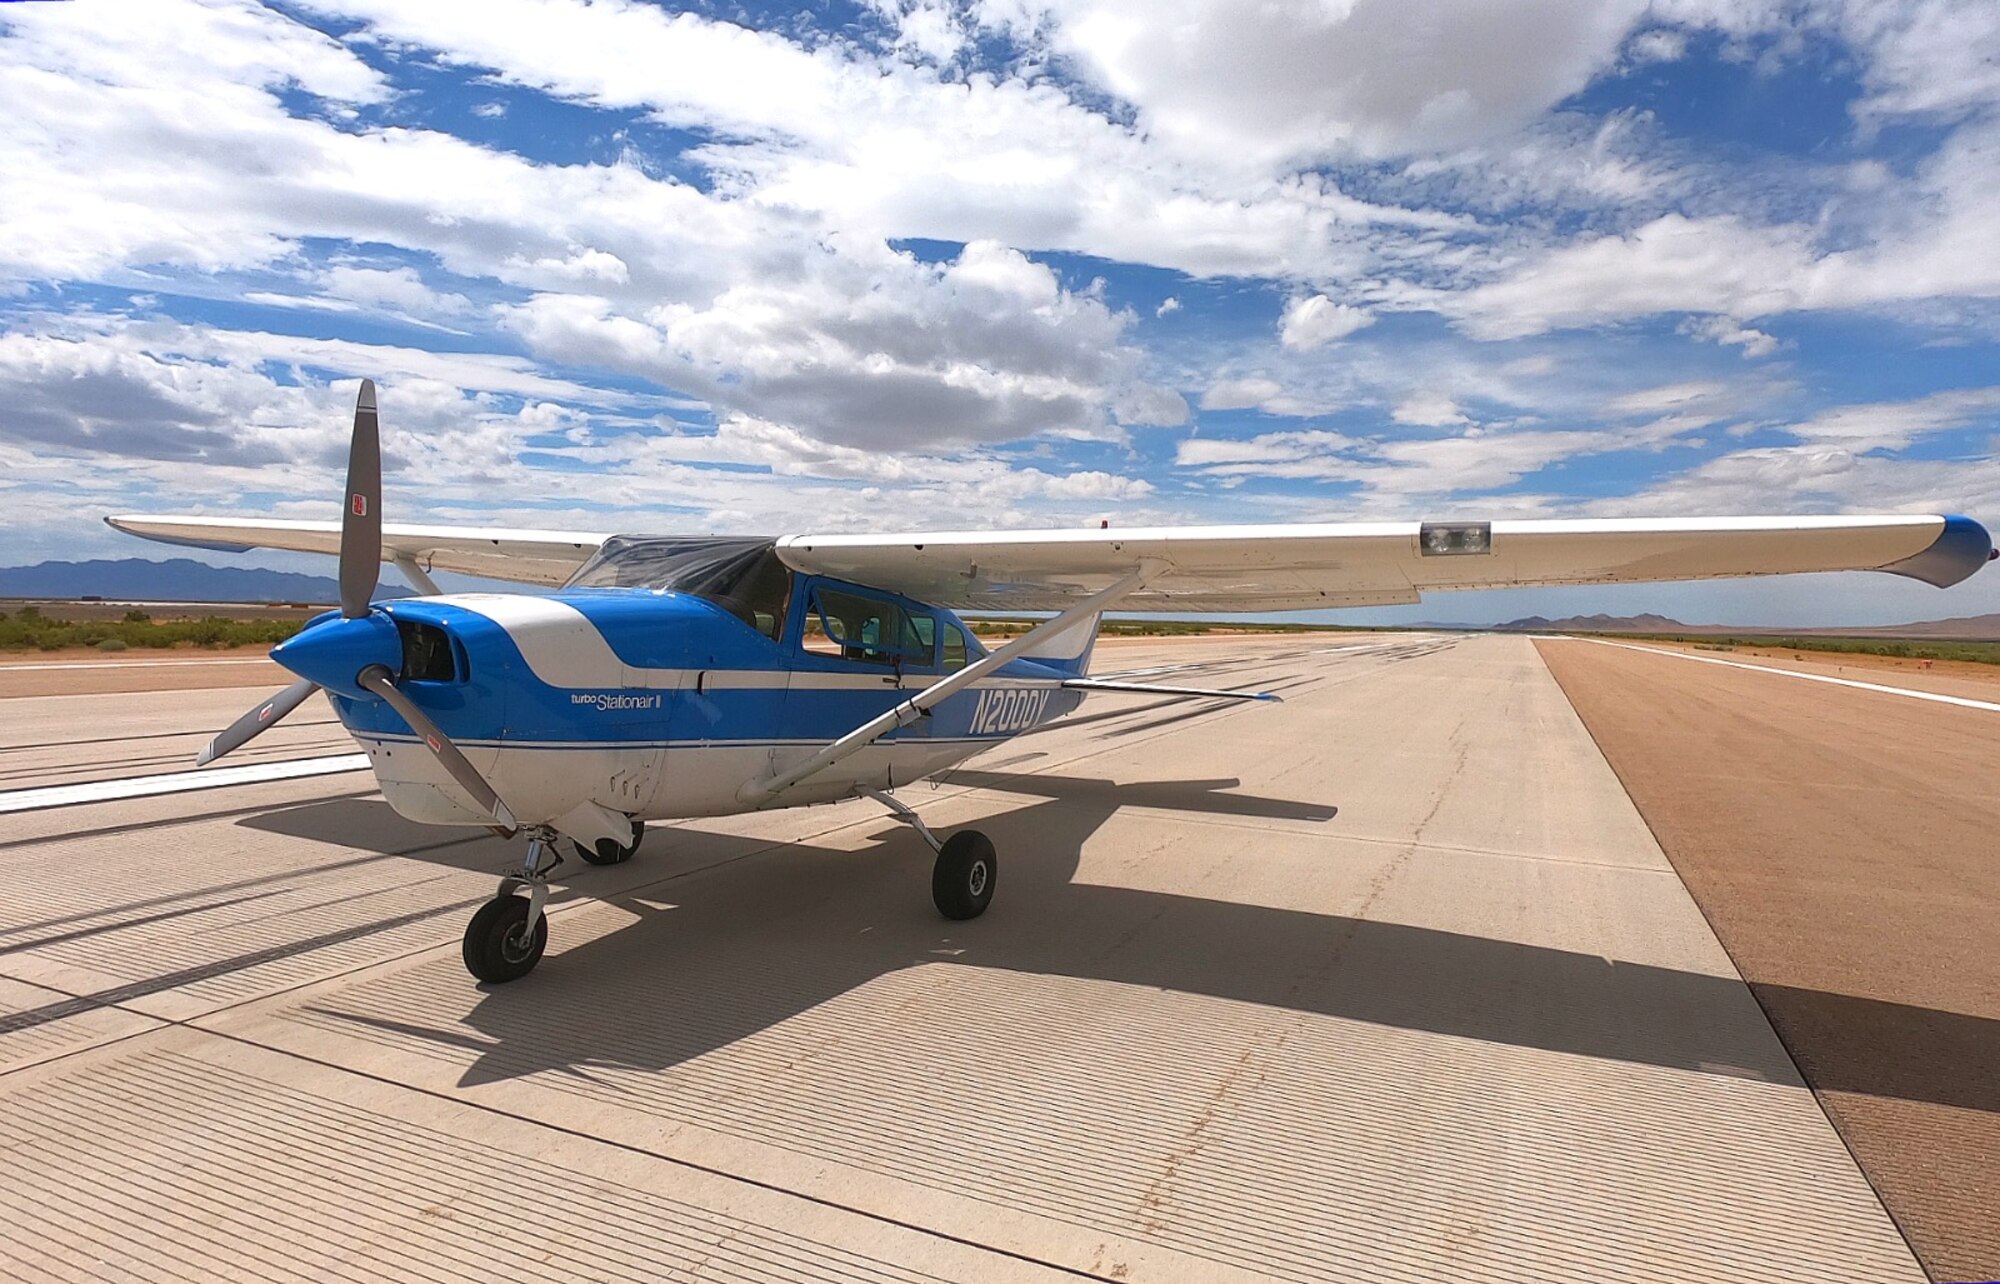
xmin=1781 ymin=386 xmax=2000 ymax=451
xmin=1199 ymin=377 xmax=1284 ymax=412
xmin=1439 ymin=214 xmax=1819 ymax=339
xmin=1391 ymin=391 xmax=1469 ymax=427
xmin=984 ymin=0 xmax=1652 ymax=166
xmin=1279 ymin=295 xmax=1375 ymax=350
xmin=1625 ymin=28 xmax=1689 ymax=63
xmin=0 ymin=1 xmax=1183 ymax=455
xmin=1679 ymin=314 xmax=1779 ymax=357
xmin=0 ymin=315 xmax=1170 ymax=548
xmin=870 ymin=0 xmax=970 ymax=63
xmin=1176 ymin=429 xmax=1354 ymax=467
xmin=1195 ymin=375 xmax=1330 ymax=417
xmin=1155 ymin=296 xmax=1181 ymax=317
xmin=1604 ymin=380 xmax=1736 ymax=417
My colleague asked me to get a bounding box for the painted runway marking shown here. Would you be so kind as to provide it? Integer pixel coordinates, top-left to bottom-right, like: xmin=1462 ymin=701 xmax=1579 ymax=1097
xmin=0 ymin=657 xmax=278 ymax=671
xmin=1572 ymin=638 xmax=2000 ymax=714
xmin=0 ymin=754 xmax=371 ymax=814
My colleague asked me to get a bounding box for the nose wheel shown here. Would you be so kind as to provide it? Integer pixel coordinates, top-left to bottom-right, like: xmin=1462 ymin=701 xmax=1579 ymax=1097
xmin=463 ymin=894 xmax=548 ymax=983
xmin=464 ymin=827 xmax=561 ymax=984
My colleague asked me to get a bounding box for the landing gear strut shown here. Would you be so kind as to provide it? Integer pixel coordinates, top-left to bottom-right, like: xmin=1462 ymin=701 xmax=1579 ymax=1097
xmin=463 ymin=827 xmax=560 ymax=983
xmin=865 ymin=789 xmax=997 ymax=921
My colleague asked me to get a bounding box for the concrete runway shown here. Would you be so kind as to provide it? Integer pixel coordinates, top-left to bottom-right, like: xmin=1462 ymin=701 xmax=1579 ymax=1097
xmin=0 ymin=634 xmax=1938 ymax=1282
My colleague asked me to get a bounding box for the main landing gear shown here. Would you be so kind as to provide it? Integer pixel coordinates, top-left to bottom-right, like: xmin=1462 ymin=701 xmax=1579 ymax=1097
xmin=463 ymin=827 xmax=561 ymax=984
xmin=573 ymin=820 xmax=644 ymax=866
xmin=866 ymin=790 xmax=996 ymax=921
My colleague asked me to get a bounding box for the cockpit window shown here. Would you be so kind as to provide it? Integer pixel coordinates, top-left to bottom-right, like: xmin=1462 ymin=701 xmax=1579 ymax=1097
xmin=807 ymin=585 xmax=927 ymax=666
xmin=566 ymin=535 xmax=792 ymax=641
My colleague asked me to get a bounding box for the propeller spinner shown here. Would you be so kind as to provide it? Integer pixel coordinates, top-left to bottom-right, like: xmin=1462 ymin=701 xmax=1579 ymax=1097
xmin=196 ymin=382 xmax=516 ymax=832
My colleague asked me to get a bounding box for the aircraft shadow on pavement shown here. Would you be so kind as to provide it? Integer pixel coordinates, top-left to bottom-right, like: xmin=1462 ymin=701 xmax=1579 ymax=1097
xmin=260 ymin=776 xmax=1999 ymax=1117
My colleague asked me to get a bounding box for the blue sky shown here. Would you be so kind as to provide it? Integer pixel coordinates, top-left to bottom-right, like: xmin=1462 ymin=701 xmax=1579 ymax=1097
xmin=3 ymin=0 xmax=1999 ymax=624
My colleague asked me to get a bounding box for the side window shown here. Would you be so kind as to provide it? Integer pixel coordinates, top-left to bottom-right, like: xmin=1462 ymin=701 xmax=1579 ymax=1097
xmin=807 ymin=585 xmax=924 ymax=666
xmin=942 ymin=624 xmax=968 ymax=672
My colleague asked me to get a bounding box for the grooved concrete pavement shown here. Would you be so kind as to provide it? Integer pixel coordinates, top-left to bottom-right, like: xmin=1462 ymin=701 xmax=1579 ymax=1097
xmin=0 ymin=635 xmax=1926 ymax=1282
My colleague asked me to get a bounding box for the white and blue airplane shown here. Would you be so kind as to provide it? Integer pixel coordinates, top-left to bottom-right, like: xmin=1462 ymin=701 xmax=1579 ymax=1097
xmin=109 ymin=383 xmax=1994 ymax=983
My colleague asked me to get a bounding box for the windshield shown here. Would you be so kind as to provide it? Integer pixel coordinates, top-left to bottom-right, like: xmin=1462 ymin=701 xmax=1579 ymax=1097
xmin=566 ymin=535 xmax=792 ymax=640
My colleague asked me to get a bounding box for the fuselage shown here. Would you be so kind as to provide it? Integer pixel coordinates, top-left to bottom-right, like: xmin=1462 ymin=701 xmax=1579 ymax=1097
xmin=295 ymin=577 xmax=1085 ymax=831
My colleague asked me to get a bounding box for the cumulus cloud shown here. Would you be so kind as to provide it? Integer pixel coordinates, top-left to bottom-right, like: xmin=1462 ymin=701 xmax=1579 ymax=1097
xmin=983 ymin=0 xmax=1652 ymax=166
xmin=0 ymin=1 xmax=1183 ymax=456
xmin=0 ymin=314 xmax=1167 ymax=541
xmin=1279 ymin=295 xmax=1375 ymax=350
xmin=3 ymin=0 xmax=1998 ymax=562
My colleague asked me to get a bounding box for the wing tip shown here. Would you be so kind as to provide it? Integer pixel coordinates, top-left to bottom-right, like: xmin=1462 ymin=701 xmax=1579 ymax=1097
xmin=1878 ymin=514 xmax=1993 ymax=588
xmin=104 ymin=514 xmax=258 ymax=554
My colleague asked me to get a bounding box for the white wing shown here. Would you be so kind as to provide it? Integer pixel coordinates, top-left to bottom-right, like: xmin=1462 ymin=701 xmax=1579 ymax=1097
xmin=775 ymin=514 xmax=1992 ymax=611
xmin=106 ymin=512 xmax=1992 ymax=606
xmin=105 ymin=515 xmax=608 ymax=587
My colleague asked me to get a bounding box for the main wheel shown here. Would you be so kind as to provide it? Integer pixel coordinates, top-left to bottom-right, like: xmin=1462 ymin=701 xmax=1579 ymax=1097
xmin=573 ymin=819 xmax=645 ymax=866
xmin=932 ymin=830 xmax=997 ymax=920
xmin=463 ymin=895 xmax=548 ymax=983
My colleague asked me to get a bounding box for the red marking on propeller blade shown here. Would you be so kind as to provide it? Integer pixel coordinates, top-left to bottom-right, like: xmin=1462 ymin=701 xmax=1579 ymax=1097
xmin=257 ymin=705 xmax=274 ymax=722
xmin=351 ymin=495 xmax=368 ymax=516
xmin=425 ymin=733 xmax=442 ymax=753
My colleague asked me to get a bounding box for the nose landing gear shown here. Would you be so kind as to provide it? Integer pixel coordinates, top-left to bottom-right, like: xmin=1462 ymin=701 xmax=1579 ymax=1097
xmin=463 ymin=827 xmax=561 ymax=984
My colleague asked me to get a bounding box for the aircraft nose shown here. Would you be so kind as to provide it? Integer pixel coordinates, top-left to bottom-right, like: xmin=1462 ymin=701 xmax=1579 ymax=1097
xmin=270 ymin=612 xmax=403 ymax=698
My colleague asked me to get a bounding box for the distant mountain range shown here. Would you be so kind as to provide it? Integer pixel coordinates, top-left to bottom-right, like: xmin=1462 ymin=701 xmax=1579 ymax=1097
xmin=0 ymin=558 xmax=410 ymax=604
xmin=1491 ymin=611 xmax=2000 ymax=640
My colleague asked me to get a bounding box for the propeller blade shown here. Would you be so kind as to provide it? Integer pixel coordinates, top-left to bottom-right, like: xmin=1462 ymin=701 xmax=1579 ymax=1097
xmin=339 ymin=379 xmax=382 ymax=619
xmin=196 ymin=678 xmax=322 ymax=766
xmin=357 ymin=665 xmax=517 ymax=831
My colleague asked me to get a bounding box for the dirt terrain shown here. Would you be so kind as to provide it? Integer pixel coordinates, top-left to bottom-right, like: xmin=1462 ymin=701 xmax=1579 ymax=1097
xmin=0 ymin=649 xmax=288 ymax=698
xmin=1639 ymin=637 xmax=2000 ymax=686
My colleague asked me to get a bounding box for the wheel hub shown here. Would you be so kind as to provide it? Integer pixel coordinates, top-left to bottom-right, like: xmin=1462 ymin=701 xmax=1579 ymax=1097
xmin=500 ymin=924 xmax=536 ymax=963
xmin=969 ymin=860 xmax=988 ymax=897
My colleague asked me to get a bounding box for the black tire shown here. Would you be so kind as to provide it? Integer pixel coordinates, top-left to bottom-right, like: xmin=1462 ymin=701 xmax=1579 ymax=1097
xmin=932 ymin=830 xmax=997 ymax=920
xmin=573 ymin=819 xmax=645 ymax=866
xmin=462 ymin=895 xmax=548 ymax=983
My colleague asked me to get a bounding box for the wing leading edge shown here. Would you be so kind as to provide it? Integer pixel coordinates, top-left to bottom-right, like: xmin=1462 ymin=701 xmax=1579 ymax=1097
xmin=106 ymin=515 xmax=609 ymax=587
xmin=774 ymin=514 xmax=1993 ymax=612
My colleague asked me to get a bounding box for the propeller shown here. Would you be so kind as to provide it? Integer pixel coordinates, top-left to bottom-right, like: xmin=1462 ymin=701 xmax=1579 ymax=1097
xmin=195 ymin=677 xmax=322 ymax=767
xmin=340 ymin=378 xmax=381 ymax=618
xmin=195 ymin=383 xmax=516 ymax=832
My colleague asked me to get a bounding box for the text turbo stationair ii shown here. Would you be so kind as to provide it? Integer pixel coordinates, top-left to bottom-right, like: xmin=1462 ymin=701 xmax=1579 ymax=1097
xmin=108 ymin=383 xmax=1995 ymax=983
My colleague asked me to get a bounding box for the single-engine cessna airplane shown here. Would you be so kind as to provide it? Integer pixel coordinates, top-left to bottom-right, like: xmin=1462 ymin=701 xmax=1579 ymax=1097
xmin=109 ymin=383 xmax=1993 ymax=983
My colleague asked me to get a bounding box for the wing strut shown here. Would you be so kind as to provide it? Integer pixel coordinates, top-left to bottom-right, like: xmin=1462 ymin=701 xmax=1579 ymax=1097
xmin=736 ymin=561 xmax=1167 ymax=807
